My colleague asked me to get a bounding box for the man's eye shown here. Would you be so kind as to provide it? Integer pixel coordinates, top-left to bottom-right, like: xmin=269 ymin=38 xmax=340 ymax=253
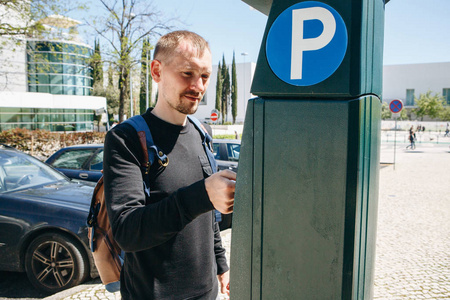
xmin=183 ymin=72 xmax=192 ymax=76
xmin=202 ymin=74 xmax=210 ymax=79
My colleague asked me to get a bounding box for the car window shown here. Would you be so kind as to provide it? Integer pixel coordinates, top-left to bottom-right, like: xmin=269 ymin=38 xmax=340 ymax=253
xmin=51 ymin=149 xmax=96 ymax=170
xmin=0 ymin=151 xmax=66 ymax=193
xmin=227 ymin=144 xmax=240 ymax=162
xmin=212 ymin=143 xmax=221 ymax=160
xmin=89 ymin=150 xmax=103 ymax=171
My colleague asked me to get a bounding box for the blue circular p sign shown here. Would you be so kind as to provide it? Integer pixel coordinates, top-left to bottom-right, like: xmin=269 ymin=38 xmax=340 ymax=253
xmin=266 ymin=1 xmax=348 ymax=86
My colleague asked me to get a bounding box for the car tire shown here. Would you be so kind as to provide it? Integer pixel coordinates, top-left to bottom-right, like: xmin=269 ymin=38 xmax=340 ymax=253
xmin=24 ymin=233 xmax=89 ymax=294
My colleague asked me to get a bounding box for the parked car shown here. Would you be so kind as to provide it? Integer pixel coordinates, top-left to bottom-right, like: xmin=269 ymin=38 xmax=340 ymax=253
xmin=0 ymin=145 xmax=97 ymax=294
xmin=212 ymin=139 xmax=241 ymax=173
xmin=45 ymin=144 xmax=103 ymax=182
xmin=212 ymin=139 xmax=241 ymax=230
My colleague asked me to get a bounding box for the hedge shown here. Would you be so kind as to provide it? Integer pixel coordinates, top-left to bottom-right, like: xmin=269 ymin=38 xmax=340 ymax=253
xmin=0 ymin=128 xmax=106 ymax=160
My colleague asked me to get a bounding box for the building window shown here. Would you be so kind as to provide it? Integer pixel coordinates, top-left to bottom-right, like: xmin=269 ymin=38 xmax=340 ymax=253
xmin=406 ymin=89 xmax=415 ymax=106
xmin=0 ymin=107 xmax=95 ymax=132
xmin=27 ymin=41 xmax=93 ymax=96
xmin=443 ymin=88 xmax=450 ymax=106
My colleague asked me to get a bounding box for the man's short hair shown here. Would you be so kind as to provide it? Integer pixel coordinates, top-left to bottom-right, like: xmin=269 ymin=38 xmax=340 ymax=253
xmin=154 ymin=30 xmax=210 ymax=63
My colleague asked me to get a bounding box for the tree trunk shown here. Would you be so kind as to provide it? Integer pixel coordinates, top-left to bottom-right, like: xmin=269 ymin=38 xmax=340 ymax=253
xmin=118 ymin=69 xmax=129 ymax=123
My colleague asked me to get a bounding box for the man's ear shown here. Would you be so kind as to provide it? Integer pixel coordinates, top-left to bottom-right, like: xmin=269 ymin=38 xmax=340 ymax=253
xmin=151 ymin=60 xmax=162 ymax=83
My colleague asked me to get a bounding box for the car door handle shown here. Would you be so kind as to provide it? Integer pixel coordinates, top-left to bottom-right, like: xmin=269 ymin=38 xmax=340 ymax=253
xmin=79 ymin=173 xmax=89 ymax=179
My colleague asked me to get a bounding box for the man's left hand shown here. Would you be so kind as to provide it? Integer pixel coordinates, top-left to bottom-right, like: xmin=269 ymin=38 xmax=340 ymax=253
xmin=217 ymin=270 xmax=230 ymax=296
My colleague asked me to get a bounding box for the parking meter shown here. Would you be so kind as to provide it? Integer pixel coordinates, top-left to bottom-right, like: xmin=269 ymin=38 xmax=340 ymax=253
xmin=230 ymin=0 xmax=385 ymax=299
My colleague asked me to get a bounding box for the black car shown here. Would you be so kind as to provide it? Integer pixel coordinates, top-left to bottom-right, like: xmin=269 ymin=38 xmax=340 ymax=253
xmin=45 ymin=144 xmax=103 ymax=182
xmin=0 ymin=145 xmax=97 ymax=294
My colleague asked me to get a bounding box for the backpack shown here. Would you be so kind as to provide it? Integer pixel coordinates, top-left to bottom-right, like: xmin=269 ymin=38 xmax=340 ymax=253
xmin=86 ymin=114 xmax=217 ymax=293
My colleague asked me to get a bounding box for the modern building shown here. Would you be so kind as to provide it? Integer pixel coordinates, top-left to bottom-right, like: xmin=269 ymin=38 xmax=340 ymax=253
xmin=0 ymin=10 xmax=107 ymax=132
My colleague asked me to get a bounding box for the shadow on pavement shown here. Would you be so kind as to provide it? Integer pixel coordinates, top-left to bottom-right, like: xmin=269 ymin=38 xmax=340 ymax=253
xmin=0 ymin=271 xmax=47 ymax=299
xmin=0 ymin=271 xmax=101 ymax=300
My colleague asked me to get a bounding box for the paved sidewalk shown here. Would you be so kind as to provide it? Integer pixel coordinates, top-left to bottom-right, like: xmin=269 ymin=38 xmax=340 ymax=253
xmin=46 ymin=144 xmax=450 ymax=299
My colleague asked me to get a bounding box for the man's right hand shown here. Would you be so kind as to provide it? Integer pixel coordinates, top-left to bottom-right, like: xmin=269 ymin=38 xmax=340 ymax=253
xmin=204 ymin=170 xmax=236 ymax=214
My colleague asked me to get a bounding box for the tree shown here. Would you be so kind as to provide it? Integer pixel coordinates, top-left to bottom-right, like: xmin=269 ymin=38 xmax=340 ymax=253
xmin=0 ymin=1 xmax=85 ymax=37
xmin=413 ymin=90 xmax=444 ymax=121
xmin=215 ymin=61 xmax=222 ymax=116
xmin=220 ymin=55 xmax=230 ymax=123
xmin=106 ymin=64 xmax=120 ymax=121
xmin=91 ymin=39 xmax=104 ymax=87
xmin=231 ymin=51 xmax=238 ymax=124
xmin=440 ymin=106 xmax=450 ymax=122
xmin=139 ymin=38 xmax=152 ymax=114
xmin=381 ymin=102 xmax=391 ymax=120
xmin=84 ymin=0 xmax=174 ymax=122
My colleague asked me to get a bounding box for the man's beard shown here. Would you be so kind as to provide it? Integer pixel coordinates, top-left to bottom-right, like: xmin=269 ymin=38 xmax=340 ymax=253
xmin=173 ymin=92 xmax=202 ymax=115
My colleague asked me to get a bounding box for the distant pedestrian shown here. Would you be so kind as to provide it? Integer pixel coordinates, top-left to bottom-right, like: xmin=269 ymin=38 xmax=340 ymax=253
xmin=235 ymin=131 xmax=239 ymax=139
xmin=406 ymin=126 xmax=416 ymax=150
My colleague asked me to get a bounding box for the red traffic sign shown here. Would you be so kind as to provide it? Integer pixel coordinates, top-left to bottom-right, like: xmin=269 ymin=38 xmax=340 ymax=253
xmin=389 ymin=99 xmax=403 ymax=113
xmin=210 ymin=112 xmax=218 ymax=122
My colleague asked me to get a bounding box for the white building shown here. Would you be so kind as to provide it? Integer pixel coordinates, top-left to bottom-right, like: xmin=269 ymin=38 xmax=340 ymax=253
xmin=382 ymin=62 xmax=450 ymax=107
xmin=192 ymin=61 xmax=450 ymax=123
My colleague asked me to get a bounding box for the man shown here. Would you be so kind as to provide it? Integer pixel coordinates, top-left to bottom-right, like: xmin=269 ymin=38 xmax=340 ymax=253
xmin=103 ymin=30 xmax=235 ymax=299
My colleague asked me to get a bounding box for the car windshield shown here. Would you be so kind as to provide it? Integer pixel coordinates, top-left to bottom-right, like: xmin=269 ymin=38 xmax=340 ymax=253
xmin=0 ymin=150 xmax=67 ymax=193
xmin=51 ymin=148 xmax=97 ymax=170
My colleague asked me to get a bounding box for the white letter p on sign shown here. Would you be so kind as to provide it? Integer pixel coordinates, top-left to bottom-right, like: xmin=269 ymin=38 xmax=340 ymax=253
xmin=291 ymin=7 xmax=336 ymax=80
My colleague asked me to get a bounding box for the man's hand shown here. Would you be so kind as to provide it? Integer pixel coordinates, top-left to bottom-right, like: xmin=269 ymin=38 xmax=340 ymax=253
xmin=204 ymin=170 xmax=236 ymax=214
xmin=217 ymin=270 xmax=230 ymax=296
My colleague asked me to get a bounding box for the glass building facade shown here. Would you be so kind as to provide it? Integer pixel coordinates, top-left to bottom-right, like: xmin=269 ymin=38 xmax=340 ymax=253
xmin=27 ymin=40 xmax=93 ymax=96
xmin=0 ymin=107 xmax=94 ymax=132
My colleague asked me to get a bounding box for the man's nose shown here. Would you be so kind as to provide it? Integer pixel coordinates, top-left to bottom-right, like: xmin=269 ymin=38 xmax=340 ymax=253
xmin=190 ymin=77 xmax=206 ymax=92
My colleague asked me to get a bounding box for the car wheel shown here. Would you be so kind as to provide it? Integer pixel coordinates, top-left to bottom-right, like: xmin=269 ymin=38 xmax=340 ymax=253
xmin=25 ymin=233 xmax=89 ymax=294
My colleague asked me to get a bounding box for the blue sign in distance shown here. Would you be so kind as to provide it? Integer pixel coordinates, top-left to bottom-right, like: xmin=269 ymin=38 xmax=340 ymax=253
xmin=266 ymin=1 xmax=348 ymax=86
xmin=389 ymin=99 xmax=403 ymax=113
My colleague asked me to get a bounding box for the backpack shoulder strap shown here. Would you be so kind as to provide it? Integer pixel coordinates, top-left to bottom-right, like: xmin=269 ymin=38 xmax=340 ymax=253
xmin=187 ymin=115 xmax=217 ymax=173
xmin=123 ymin=115 xmax=169 ymax=172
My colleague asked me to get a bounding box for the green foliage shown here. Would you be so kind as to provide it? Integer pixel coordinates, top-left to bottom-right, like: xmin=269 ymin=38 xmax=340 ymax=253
xmin=0 ymin=128 xmax=105 ymax=159
xmin=412 ymin=90 xmax=444 ymax=120
xmin=221 ymin=55 xmax=231 ymax=123
xmin=91 ymin=39 xmax=104 ymax=86
xmin=215 ymin=61 xmax=223 ymax=114
xmin=440 ymin=106 xmax=450 ymax=121
xmin=94 ymin=64 xmax=120 ymax=120
xmin=0 ymin=0 xmax=86 ymax=37
xmin=231 ymin=52 xmax=238 ymax=124
xmin=139 ymin=38 xmax=153 ymax=114
xmin=213 ymin=134 xmax=235 ymax=140
xmin=381 ymin=102 xmax=391 ymax=120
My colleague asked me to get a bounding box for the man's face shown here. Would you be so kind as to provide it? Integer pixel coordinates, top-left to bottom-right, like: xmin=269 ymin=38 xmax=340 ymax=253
xmin=153 ymin=41 xmax=212 ymax=115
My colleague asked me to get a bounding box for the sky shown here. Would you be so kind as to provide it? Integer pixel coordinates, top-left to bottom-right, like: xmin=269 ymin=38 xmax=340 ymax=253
xmin=78 ymin=0 xmax=450 ymax=67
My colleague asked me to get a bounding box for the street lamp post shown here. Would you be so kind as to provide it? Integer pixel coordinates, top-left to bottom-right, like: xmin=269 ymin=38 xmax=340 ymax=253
xmin=241 ymin=52 xmax=248 ymax=104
